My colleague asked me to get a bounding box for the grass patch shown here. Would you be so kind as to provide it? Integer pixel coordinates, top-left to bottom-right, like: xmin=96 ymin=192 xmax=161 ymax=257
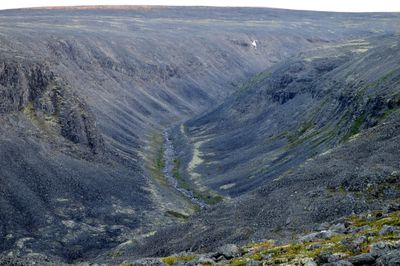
xmin=173 ymin=159 xmax=223 ymax=205
xmin=155 ymin=149 xmax=165 ymax=170
xmin=162 ymin=255 xmax=196 ymax=266
xmin=172 ymin=159 xmax=191 ymax=191
xmin=285 ymin=123 xmax=336 ymax=150
xmin=379 ymin=107 xmax=400 ymax=121
xmin=344 ymin=113 xmax=366 ymax=141
xmin=196 ymin=193 xmax=224 ymax=205
xmin=228 ymin=211 xmax=400 ymax=265
xmin=145 ymin=132 xmax=167 ymax=185
xmin=349 ymin=211 xmax=400 ymax=228
xmin=165 ymin=210 xmax=189 ymax=219
xmin=108 ymin=250 xmax=124 ymax=257
xmin=230 ymin=258 xmax=248 ymax=266
xmin=22 ymin=100 xmax=59 ymax=129
xmin=285 ymin=121 xmax=313 ymax=146
xmin=238 ymin=71 xmax=268 ymax=94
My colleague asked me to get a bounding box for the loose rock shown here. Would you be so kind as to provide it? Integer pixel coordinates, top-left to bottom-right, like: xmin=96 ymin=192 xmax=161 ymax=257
xmin=347 ymin=253 xmax=376 ymax=266
xmin=214 ymin=244 xmax=241 ymax=259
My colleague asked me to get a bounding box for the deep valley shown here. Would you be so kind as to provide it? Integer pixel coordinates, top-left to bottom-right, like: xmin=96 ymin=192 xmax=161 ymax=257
xmin=0 ymin=5 xmax=399 ymax=266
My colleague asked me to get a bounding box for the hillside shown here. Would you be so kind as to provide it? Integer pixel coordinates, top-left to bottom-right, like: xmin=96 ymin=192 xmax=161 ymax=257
xmin=0 ymin=6 xmax=399 ymax=264
xmin=109 ymin=35 xmax=400 ymax=262
xmin=170 ymin=35 xmax=400 ymax=197
xmin=128 ymin=209 xmax=400 ymax=266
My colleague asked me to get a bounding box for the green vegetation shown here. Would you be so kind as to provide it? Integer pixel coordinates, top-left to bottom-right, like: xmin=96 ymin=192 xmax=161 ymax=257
xmin=326 ymin=185 xmax=347 ymax=194
xmin=285 ymin=120 xmax=313 ymax=145
xmin=297 ymin=121 xmax=314 ymax=137
xmin=155 ymin=146 xmax=166 ymax=175
xmin=22 ymin=100 xmax=58 ymax=128
xmin=108 ymin=250 xmax=124 ymax=257
xmin=195 ymin=192 xmax=223 ymax=205
xmin=145 ymin=132 xmax=223 ymax=209
xmin=284 ymin=122 xmax=336 ymax=150
xmin=344 ymin=113 xmax=366 ymax=141
xmin=283 ymin=98 xmax=337 ymax=148
xmin=228 ymin=211 xmax=400 ymax=265
xmin=22 ymin=101 xmax=36 ymax=118
xmin=284 ymin=126 xmax=314 ymax=148
xmin=161 ymin=255 xmax=196 ymax=265
xmin=173 ymin=159 xmax=223 ymax=205
xmin=349 ymin=212 xmax=400 ymax=228
xmin=379 ymin=107 xmax=400 ymax=121
xmin=146 ymin=132 xmax=167 ymax=185
xmin=238 ymin=71 xmax=269 ymax=93
xmin=166 ymin=210 xmax=189 ymax=219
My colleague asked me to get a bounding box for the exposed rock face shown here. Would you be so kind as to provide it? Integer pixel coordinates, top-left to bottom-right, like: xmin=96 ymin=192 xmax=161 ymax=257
xmin=0 ymin=61 xmax=53 ymax=113
xmin=0 ymin=60 xmax=103 ymax=154
xmin=57 ymin=90 xmax=104 ymax=154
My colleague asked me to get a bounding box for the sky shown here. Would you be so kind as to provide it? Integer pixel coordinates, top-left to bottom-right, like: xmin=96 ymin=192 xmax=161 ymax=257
xmin=1 ymin=0 xmax=400 ymax=12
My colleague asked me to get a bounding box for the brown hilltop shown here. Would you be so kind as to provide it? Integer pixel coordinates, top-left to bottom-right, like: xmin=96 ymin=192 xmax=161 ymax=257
xmin=25 ymin=5 xmax=167 ymax=11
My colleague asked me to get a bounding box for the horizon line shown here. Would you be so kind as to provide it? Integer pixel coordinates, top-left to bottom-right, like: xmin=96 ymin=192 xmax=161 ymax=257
xmin=2 ymin=4 xmax=400 ymax=13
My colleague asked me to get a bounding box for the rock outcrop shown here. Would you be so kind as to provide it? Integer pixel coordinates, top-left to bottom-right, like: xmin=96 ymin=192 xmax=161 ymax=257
xmin=0 ymin=59 xmax=104 ymax=154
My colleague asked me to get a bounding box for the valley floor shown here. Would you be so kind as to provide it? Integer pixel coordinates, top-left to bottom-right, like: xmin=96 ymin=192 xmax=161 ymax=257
xmin=162 ymin=129 xmax=208 ymax=209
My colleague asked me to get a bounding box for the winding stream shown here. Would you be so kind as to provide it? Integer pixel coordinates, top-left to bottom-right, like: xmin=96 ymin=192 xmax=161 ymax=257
xmin=162 ymin=129 xmax=207 ymax=209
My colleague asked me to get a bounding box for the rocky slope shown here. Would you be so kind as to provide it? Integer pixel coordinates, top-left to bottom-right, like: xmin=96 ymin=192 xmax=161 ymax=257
xmin=0 ymin=6 xmax=400 ymax=264
xmin=127 ymin=209 xmax=400 ymax=266
xmin=4 ymin=208 xmax=400 ymax=265
xmin=111 ymin=35 xmax=400 ymax=261
xmin=170 ymin=35 xmax=400 ymax=198
xmin=0 ymin=56 xmax=150 ymax=261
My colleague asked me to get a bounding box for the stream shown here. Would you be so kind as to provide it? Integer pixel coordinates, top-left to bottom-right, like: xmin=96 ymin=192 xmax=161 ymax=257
xmin=162 ymin=129 xmax=207 ymax=209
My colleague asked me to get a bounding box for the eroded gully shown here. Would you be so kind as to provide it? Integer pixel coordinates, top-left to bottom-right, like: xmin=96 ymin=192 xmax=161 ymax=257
xmin=162 ymin=129 xmax=207 ymax=209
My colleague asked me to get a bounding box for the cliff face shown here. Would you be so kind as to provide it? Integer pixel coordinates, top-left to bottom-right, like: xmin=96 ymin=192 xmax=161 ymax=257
xmin=0 ymin=60 xmax=103 ymax=154
xmin=0 ymin=61 xmax=54 ymax=113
